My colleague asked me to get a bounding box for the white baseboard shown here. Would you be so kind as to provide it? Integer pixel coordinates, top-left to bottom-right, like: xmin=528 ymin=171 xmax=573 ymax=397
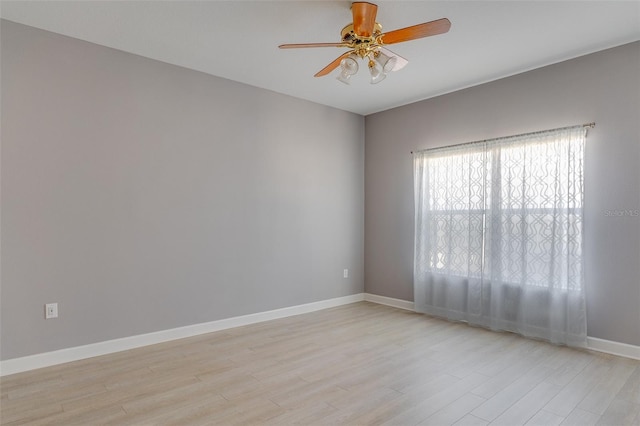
xmin=587 ymin=337 xmax=640 ymax=360
xmin=3 ymin=292 xmax=637 ymax=376
xmin=0 ymin=293 xmax=365 ymax=376
xmin=364 ymin=293 xmax=415 ymax=311
xmin=362 ymin=294 xmax=640 ymax=361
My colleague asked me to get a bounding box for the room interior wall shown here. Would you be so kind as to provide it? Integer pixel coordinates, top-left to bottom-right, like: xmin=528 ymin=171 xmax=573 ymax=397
xmin=365 ymin=41 xmax=640 ymax=346
xmin=1 ymin=20 xmax=365 ymax=360
xmin=2 ymin=19 xmax=638 ymax=363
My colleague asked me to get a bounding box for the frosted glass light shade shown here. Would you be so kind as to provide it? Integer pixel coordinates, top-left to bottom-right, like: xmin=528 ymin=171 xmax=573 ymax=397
xmin=340 ymin=54 xmax=359 ymax=75
xmin=375 ymin=51 xmax=397 ymax=74
xmin=337 ymin=71 xmax=353 ymax=85
xmin=369 ymin=62 xmax=386 ymax=84
xmin=337 ymin=54 xmax=359 ymax=85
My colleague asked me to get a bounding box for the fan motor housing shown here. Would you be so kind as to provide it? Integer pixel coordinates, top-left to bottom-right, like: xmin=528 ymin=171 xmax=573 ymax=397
xmin=340 ymin=23 xmax=383 ymax=43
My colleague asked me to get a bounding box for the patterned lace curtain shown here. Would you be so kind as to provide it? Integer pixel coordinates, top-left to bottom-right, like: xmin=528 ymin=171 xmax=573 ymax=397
xmin=414 ymin=126 xmax=587 ymax=346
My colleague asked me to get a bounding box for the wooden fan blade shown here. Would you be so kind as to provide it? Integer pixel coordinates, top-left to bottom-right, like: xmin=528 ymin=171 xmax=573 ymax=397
xmin=352 ymin=2 xmax=378 ymax=37
xmin=279 ymin=42 xmax=347 ymax=49
xmin=314 ymin=51 xmax=353 ymax=77
xmin=381 ymin=18 xmax=451 ymax=45
xmin=379 ymin=47 xmax=408 ymax=72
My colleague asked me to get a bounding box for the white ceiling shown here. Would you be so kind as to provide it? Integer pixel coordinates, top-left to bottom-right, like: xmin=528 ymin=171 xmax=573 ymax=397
xmin=2 ymin=1 xmax=639 ymax=115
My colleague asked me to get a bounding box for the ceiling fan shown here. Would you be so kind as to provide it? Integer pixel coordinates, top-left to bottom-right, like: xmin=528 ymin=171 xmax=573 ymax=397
xmin=279 ymin=2 xmax=451 ymax=84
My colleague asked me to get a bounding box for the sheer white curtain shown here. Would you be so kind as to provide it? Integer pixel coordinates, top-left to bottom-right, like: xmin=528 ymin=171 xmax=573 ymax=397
xmin=414 ymin=126 xmax=587 ymax=346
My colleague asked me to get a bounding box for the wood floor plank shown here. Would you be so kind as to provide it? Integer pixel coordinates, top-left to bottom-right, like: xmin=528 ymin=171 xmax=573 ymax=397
xmin=262 ymin=401 xmax=337 ymax=425
xmin=490 ymin=381 xmax=562 ymax=425
xmin=1 ymin=302 xmax=638 ymax=426
xmin=524 ymin=409 xmax=565 ymax=426
xmin=542 ymin=355 xmax=613 ymax=417
xmin=561 ymin=407 xmax=601 ymax=425
xmin=325 ymin=384 xmax=402 ymax=411
xmin=120 ymin=379 xmax=225 ymax=416
xmin=268 ymin=379 xmax=349 ymax=410
xmin=611 ymin=363 xmax=640 ymax=404
xmin=419 ymin=393 xmax=486 ymax=425
xmin=470 ymin=358 xmax=534 ymax=399
xmin=329 ymin=373 xmax=461 ymax=425
xmin=577 ymin=358 xmax=637 ymax=415
xmin=471 ymin=363 xmax=556 ymax=422
xmin=382 ymin=373 xmax=488 ymax=425
xmin=452 ymin=413 xmax=489 ymax=426
xmin=0 ymin=401 xmax=63 ymax=425
xmin=61 ymin=374 xmax=201 ymax=412
xmin=22 ymin=404 xmax=127 ymax=426
xmin=317 ymin=387 xmax=404 ymax=424
xmin=597 ymin=399 xmax=640 ymax=426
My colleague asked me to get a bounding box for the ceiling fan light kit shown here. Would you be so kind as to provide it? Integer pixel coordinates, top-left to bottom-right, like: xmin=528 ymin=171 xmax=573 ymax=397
xmin=374 ymin=50 xmax=397 ymax=74
xmin=337 ymin=53 xmax=360 ymax=84
xmin=368 ymin=59 xmax=386 ymax=84
xmin=279 ymin=2 xmax=451 ymax=85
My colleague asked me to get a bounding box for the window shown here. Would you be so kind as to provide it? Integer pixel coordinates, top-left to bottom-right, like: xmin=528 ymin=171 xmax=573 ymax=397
xmin=413 ymin=125 xmax=588 ymax=346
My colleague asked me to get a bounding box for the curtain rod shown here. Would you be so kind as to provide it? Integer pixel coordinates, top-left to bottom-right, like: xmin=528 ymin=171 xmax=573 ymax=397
xmin=410 ymin=122 xmax=595 ymax=154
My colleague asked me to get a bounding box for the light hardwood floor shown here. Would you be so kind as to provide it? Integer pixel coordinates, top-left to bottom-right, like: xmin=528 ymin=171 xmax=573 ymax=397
xmin=1 ymin=302 xmax=639 ymax=425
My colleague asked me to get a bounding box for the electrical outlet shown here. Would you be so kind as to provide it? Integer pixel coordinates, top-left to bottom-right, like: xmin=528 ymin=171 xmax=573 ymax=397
xmin=45 ymin=303 xmax=58 ymax=319
xmin=343 ymin=269 xmax=349 ymax=278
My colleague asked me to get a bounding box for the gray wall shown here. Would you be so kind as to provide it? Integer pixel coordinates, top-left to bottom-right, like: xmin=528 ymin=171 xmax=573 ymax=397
xmin=2 ymin=19 xmax=638 ymax=361
xmin=1 ymin=20 xmax=365 ymax=360
xmin=365 ymin=42 xmax=640 ymax=346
